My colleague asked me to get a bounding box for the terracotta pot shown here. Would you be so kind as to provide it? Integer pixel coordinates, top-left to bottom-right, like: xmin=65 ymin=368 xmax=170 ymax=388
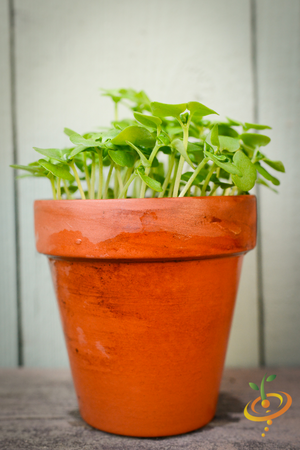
xmin=34 ymin=196 xmax=256 ymax=437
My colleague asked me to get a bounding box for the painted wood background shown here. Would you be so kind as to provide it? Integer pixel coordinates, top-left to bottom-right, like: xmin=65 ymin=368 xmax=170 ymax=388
xmin=0 ymin=0 xmax=299 ymax=368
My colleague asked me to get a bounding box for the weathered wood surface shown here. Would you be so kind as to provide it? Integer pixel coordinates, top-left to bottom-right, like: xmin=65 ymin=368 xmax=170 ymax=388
xmin=0 ymin=0 xmax=18 ymax=367
xmin=0 ymin=368 xmax=299 ymax=449
xmin=0 ymin=0 xmax=299 ymax=369
xmin=256 ymin=0 xmax=300 ymax=366
xmin=13 ymin=0 xmax=258 ymax=367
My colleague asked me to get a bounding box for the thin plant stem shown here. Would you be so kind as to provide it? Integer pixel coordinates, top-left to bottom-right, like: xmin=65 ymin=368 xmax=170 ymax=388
xmin=62 ymin=179 xmax=72 ymax=199
xmin=173 ymin=124 xmax=189 ymax=197
xmin=57 ymin=177 xmax=61 ymax=199
xmin=96 ymin=149 xmax=103 ymax=199
xmin=132 ymin=176 xmax=139 ymax=198
xmin=168 ymin=158 xmax=179 ymax=197
xmin=123 ymin=166 xmax=133 ymax=185
xmin=201 ymin=163 xmax=216 ymax=196
xmin=158 ymin=153 xmax=175 ymax=198
xmin=209 ymin=184 xmax=218 ymax=196
xmin=103 ymin=163 xmax=114 ymax=199
xmin=172 ymin=155 xmax=185 ymax=197
xmin=113 ymin=166 xmax=118 ymax=198
xmin=116 ymin=167 xmax=124 ymax=194
xmin=179 ymin=157 xmax=209 ymax=198
xmin=140 ymin=142 xmax=160 ymax=198
xmin=50 ymin=176 xmax=56 ymax=200
xmin=119 ymin=173 xmax=136 ymax=199
xmin=69 ymin=161 xmax=86 ymax=199
xmin=91 ymin=153 xmax=96 ymax=199
xmin=83 ymin=153 xmax=91 ymax=198
xmin=230 ymin=186 xmax=238 ymax=195
xmin=182 ymin=124 xmax=189 ymax=149
xmin=223 ymin=175 xmax=232 ymax=196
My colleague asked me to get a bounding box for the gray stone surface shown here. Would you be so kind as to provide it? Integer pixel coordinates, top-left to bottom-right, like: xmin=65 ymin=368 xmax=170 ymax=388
xmin=0 ymin=368 xmax=299 ymax=449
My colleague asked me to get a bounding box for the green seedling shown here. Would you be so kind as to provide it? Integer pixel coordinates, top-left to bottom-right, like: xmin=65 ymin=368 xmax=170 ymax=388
xmin=11 ymin=87 xmax=285 ymax=199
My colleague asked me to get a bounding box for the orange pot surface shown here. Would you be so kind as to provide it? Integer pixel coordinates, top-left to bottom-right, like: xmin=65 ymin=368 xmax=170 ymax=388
xmin=34 ymin=196 xmax=256 ymax=437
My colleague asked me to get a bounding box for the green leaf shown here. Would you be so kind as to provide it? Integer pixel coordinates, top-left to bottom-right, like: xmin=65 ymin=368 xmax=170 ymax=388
xmin=133 ymin=112 xmax=162 ymax=129
xmin=69 ymin=134 xmax=99 ymax=148
xmin=232 ymin=151 xmax=257 ymax=191
xmin=266 ymin=374 xmax=277 ymax=382
xmin=101 ymin=128 xmax=120 ymax=142
xmin=150 ymin=102 xmax=187 ymax=121
xmin=249 ymin=382 xmax=259 ymax=390
xmin=112 ymin=119 xmax=136 ymax=130
xmin=125 ymin=141 xmax=151 ymax=168
xmin=69 ymin=145 xmax=88 ymax=158
xmin=37 ymin=159 xmax=75 ymax=181
xmin=64 ymin=127 xmax=80 ymax=137
xmin=137 ymin=171 xmax=163 ymax=192
xmin=101 ymin=88 xmax=151 ymax=110
xmin=254 ymin=162 xmax=280 ymax=186
xmin=210 ymin=124 xmax=220 ymax=147
xmin=33 ymin=147 xmax=64 ymax=162
xmin=187 ymin=142 xmax=203 ymax=153
xmin=181 ymin=171 xmax=206 ymax=186
xmin=244 ymin=122 xmax=272 ymax=131
xmin=111 ymin=126 xmax=155 ymax=148
xmin=152 ymin=161 xmax=165 ymax=178
xmin=108 ymin=150 xmax=135 ymax=167
xmin=263 ymin=158 xmax=285 ymax=173
xmin=204 ymin=149 xmax=242 ymax=176
xmin=218 ymin=125 xmax=239 ymax=138
xmin=62 ymin=185 xmax=78 ymax=194
xmin=219 ymin=136 xmax=240 ymax=152
xmin=210 ymin=176 xmax=233 ymax=189
xmin=226 ymin=117 xmax=243 ymax=127
xmin=16 ymin=173 xmax=46 ymax=179
xmin=256 ymin=178 xmax=278 ymax=193
xmin=240 ymin=133 xmax=271 ymax=148
xmin=10 ymin=164 xmax=45 ymax=174
xmin=172 ymin=138 xmax=195 ymax=168
xmin=187 ymin=101 xmax=218 ymax=119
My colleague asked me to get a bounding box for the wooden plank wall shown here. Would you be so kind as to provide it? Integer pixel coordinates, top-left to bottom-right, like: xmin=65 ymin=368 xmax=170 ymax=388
xmin=256 ymin=0 xmax=300 ymax=366
xmin=0 ymin=0 xmax=18 ymax=367
xmin=0 ymin=0 xmax=298 ymax=367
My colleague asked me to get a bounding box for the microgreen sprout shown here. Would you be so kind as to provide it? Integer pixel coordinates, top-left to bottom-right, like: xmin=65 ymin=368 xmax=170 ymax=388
xmin=11 ymin=88 xmax=285 ymax=199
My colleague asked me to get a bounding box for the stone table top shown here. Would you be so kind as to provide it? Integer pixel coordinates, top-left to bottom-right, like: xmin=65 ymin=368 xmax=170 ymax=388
xmin=0 ymin=367 xmax=299 ymax=449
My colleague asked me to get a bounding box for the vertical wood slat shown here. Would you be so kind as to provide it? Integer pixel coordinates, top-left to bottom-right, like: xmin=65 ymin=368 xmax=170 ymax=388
xmin=256 ymin=0 xmax=300 ymax=366
xmin=0 ymin=0 xmax=18 ymax=367
xmin=14 ymin=0 xmax=258 ymax=367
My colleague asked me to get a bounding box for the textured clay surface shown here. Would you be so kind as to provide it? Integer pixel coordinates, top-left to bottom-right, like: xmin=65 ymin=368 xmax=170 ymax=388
xmin=34 ymin=196 xmax=257 ymax=260
xmin=34 ymin=197 xmax=257 ymax=436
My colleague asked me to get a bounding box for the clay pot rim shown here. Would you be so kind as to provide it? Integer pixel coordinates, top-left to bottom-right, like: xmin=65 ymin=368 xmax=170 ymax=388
xmin=34 ymin=195 xmax=257 ymax=261
xmin=35 ymin=195 xmax=255 ymax=204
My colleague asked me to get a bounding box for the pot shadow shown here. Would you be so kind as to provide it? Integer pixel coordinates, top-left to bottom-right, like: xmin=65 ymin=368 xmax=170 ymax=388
xmin=68 ymin=390 xmax=243 ymax=440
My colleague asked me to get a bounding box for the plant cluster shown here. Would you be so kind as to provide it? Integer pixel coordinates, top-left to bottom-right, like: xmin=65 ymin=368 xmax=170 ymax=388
xmin=11 ymin=88 xmax=285 ymax=199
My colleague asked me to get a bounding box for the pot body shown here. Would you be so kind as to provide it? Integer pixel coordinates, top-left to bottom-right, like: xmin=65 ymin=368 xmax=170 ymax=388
xmin=35 ymin=196 xmax=256 ymax=437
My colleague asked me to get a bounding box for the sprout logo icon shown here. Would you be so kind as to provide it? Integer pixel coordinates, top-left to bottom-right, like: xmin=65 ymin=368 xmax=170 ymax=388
xmin=244 ymin=374 xmax=292 ymax=437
